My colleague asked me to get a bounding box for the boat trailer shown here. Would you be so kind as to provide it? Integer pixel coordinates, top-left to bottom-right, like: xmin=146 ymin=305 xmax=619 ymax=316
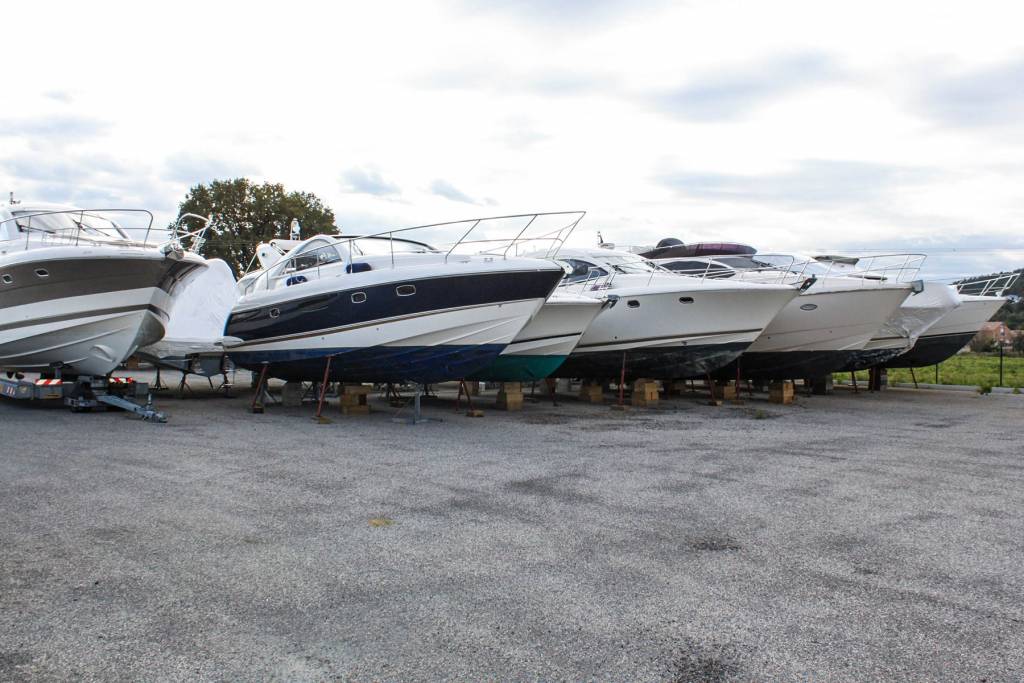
xmin=0 ymin=374 xmax=167 ymax=422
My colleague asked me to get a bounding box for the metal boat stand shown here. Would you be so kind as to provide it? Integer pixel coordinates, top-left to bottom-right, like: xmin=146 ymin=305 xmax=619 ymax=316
xmin=177 ymin=371 xmax=195 ymax=398
xmin=392 ymin=384 xmax=440 ymax=425
xmin=313 ymin=356 xmax=335 ymax=423
xmin=152 ymin=366 xmax=168 ymax=391
xmin=455 ymin=379 xmax=483 ymax=417
xmin=250 ymin=364 xmax=277 ymax=413
xmin=545 ymin=378 xmax=559 ymax=407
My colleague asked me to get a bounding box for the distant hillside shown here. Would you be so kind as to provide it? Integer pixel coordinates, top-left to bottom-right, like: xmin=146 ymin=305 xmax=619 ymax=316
xmin=957 ymin=268 xmax=1024 ymax=329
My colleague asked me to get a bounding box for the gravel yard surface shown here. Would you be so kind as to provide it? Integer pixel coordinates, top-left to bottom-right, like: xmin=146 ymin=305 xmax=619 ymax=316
xmin=2 ymin=376 xmax=1022 ymax=681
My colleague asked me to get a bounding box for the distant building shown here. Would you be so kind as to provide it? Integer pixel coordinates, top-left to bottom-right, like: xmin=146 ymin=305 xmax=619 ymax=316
xmin=973 ymin=321 xmax=1020 ymax=349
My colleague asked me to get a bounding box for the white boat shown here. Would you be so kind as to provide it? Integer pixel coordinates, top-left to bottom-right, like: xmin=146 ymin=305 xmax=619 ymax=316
xmin=135 ymin=257 xmax=238 ymax=377
xmin=469 ymin=291 xmax=606 ymax=382
xmin=839 ymin=281 xmax=961 ymax=370
xmin=545 ymin=248 xmax=800 ymax=380
xmin=650 ymin=248 xmax=917 ymax=380
xmin=223 ymin=212 xmax=581 ymax=383
xmin=886 ymin=273 xmax=1019 ymax=368
xmin=0 ymin=202 xmax=208 ymax=377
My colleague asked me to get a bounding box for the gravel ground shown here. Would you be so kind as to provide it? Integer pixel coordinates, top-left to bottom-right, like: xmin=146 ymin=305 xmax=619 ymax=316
xmin=1 ymin=374 xmax=1022 ymax=681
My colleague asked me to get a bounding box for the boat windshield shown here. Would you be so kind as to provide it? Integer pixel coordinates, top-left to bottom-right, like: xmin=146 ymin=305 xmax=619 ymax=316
xmin=282 ymin=241 xmax=343 ymax=273
xmin=756 ymin=254 xmax=833 ymax=275
xmin=714 ymin=256 xmax=765 ymax=270
xmin=599 ymin=255 xmax=659 ymax=274
xmin=344 ymin=236 xmax=439 ymax=256
xmin=13 ymin=211 xmax=128 ymax=240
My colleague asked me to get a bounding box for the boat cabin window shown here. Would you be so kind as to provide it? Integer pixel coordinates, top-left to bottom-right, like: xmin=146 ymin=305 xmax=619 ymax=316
xmin=12 ymin=211 xmax=128 ymax=240
xmin=559 ymin=259 xmax=609 ymax=283
xmin=283 ymin=242 xmax=342 ymax=274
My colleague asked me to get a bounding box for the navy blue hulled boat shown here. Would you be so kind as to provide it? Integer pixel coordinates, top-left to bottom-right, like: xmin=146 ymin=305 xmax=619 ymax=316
xmin=223 ymin=214 xmax=582 ymax=383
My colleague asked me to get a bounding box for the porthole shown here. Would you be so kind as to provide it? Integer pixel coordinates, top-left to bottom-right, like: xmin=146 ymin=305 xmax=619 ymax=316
xmin=800 ymin=303 xmax=818 ymax=311
xmin=269 ymin=308 xmax=280 ymax=319
xmin=679 ymin=296 xmax=694 ymax=304
xmin=396 ymin=284 xmax=416 ymax=296
xmin=627 ymin=299 xmax=640 ymax=308
xmin=35 ymin=269 xmax=49 ymax=278
xmin=351 ymin=292 xmax=367 ymax=303
xmin=1 ymin=274 xmax=11 ymax=284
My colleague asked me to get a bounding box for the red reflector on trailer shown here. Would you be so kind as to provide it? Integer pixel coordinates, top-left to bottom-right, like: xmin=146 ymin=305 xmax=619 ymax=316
xmin=34 ymin=379 xmax=63 ymax=386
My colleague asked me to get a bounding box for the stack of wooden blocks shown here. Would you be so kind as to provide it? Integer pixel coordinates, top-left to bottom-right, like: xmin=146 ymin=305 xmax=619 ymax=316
xmin=496 ymin=382 xmax=523 ymax=411
xmin=579 ymin=382 xmax=604 ymax=403
xmin=710 ymin=381 xmax=738 ymax=401
xmin=339 ymin=384 xmax=371 ymax=414
xmin=768 ymin=381 xmax=795 ymax=405
xmin=631 ymin=378 xmax=660 ymax=407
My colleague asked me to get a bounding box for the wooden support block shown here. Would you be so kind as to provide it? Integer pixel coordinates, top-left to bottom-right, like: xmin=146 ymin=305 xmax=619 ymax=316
xmin=631 ymin=379 xmax=660 ymax=407
xmin=709 ymin=382 xmax=737 ymax=401
xmin=496 ymin=382 xmax=524 ymax=411
xmin=465 ymin=409 xmax=485 ymax=417
xmin=339 ymin=384 xmax=370 ymax=413
xmin=768 ymin=381 xmax=795 ymax=405
xmin=281 ymin=381 xmax=305 ymax=407
xmin=579 ymin=383 xmax=604 ymax=403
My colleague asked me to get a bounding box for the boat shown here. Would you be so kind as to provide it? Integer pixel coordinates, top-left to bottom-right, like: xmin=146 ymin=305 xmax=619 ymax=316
xmin=647 ymin=246 xmax=918 ymax=380
xmin=544 ymin=247 xmax=800 ymax=381
xmin=839 ymin=281 xmax=961 ymax=370
xmin=885 ymin=273 xmax=1019 ymax=368
xmin=0 ymin=202 xmax=208 ymax=377
xmin=134 ymin=257 xmax=238 ymax=378
xmin=222 ymin=212 xmax=581 ymax=384
xmin=468 ymin=291 xmax=606 ymax=382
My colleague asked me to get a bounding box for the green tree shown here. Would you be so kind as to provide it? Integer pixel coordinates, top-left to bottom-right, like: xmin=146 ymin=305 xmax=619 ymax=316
xmin=173 ymin=178 xmax=336 ymax=276
xmin=1013 ymin=333 xmax=1024 ymax=356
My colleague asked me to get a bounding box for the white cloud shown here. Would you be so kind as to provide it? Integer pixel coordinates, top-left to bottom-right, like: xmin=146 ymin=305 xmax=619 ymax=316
xmin=1 ymin=0 xmax=1023 ymax=277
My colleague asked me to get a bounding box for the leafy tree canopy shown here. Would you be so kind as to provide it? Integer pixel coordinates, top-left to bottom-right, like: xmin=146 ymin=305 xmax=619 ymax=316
xmin=172 ymin=178 xmax=336 ymax=276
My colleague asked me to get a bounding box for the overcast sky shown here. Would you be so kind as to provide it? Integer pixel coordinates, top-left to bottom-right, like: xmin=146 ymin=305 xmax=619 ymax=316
xmin=2 ymin=0 xmax=1023 ymax=279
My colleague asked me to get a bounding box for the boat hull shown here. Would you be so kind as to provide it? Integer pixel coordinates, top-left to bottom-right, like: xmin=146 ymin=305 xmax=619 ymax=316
xmin=555 ymin=281 xmax=797 ymax=381
xmin=838 ymin=347 xmax=911 ymax=372
xmin=885 ymin=297 xmax=1005 ymax=368
xmin=558 ymin=341 xmax=751 ymax=380
xmin=0 ymin=253 xmax=203 ymax=376
xmin=468 ymin=294 xmax=605 ymax=382
xmin=717 ymin=285 xmax=912 ymax=380
xmin=470 ymin=354 xmax=570 ymax=382
xmin=226 ymin=268 xmax=564 ymax=384
xmin=884 ymin=331 xmax=977 ymax=368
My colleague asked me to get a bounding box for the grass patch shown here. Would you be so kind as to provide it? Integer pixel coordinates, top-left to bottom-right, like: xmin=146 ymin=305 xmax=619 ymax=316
xmin=837 ymin=352 xmax=1024 ymax=388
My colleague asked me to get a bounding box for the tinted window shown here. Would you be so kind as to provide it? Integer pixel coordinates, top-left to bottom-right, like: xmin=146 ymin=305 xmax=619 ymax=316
xmin=559 ymin=259 xmax=608 ymax=283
